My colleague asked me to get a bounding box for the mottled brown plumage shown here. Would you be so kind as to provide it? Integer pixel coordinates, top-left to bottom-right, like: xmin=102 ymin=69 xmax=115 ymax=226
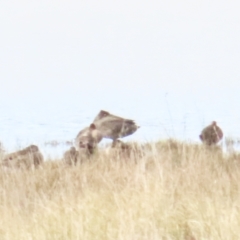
xmin=75 ymin=123 xmax=102 ymax=153
xmin=111 ymin=139 xmax=130 ymax=150
xmin=63 ymin=147 xmax=79 ymax=165
xmin=2 ymin=145 xmax=44 ymax=169
xmin=63 ymin=146 xmax=90 ymax=166
xmin=110 ymin=139 xmax=144 ymax=160
xmin=199 ymin=121 xmax=223 ymax=146
xmin=93 ymin=110 xmax=139 ymax=141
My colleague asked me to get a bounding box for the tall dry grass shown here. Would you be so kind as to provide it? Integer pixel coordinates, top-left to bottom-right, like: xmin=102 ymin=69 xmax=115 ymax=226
xmin=1 ymin=139 xmax=240 ymax=240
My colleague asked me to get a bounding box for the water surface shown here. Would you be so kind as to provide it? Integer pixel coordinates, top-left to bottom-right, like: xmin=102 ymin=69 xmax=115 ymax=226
xmin=1 ymin=89 xmax=239 ymax=158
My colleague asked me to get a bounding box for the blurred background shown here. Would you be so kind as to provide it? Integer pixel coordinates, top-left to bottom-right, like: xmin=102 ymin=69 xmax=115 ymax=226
xmin=0 ymin=0 xmax=240 ymax=157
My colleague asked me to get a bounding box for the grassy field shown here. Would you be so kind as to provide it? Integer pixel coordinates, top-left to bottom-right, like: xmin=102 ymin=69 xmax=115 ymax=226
xmin=0 ymin=139 xmax=240 ymax=240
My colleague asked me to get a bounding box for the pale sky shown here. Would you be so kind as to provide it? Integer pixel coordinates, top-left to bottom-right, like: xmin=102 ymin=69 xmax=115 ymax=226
xmin=1 ymin=0 xmax=240 ymax=153
xmin=1 ymin=0 xmax=240 ymax=103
